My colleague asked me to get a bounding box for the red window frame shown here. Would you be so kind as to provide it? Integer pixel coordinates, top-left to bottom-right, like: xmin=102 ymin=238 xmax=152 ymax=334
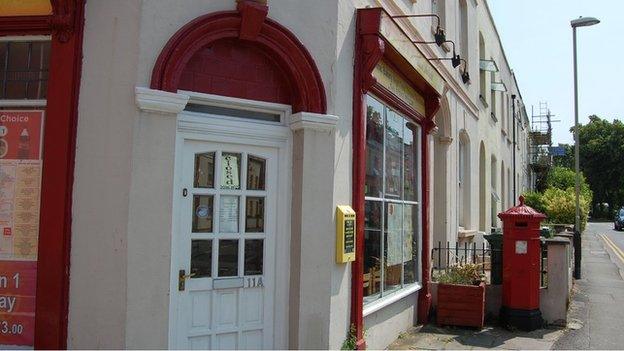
xmin=352 ymin=8 xmax=442 ymax=349
xmin=0 ymin=1 xmax=85 ymax=348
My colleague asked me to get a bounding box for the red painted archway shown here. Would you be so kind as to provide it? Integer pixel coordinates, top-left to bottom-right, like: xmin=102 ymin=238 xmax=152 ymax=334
xmin=150 ymin=1 xmax=326 ymax=114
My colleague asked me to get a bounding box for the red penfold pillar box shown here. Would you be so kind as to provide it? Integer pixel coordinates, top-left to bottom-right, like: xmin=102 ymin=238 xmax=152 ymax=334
xmin=498 ymin=195 xmax=546 ymax=331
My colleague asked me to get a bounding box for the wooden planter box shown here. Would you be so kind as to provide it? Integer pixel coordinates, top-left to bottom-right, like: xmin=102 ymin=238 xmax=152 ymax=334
xmin=437 ymin=282 xmax=485 ymax=328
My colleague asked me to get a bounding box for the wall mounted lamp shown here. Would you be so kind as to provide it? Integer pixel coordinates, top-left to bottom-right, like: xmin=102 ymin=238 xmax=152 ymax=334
xmin=391 ymin=14 xmax=446 ymax=45
xmin=420 ymin=39 xmax=461 ymax=67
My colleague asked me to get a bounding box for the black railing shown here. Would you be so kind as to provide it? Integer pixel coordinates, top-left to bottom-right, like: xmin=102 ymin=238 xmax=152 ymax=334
xmin=540 ymin=239 xmax=548 ymax=288
xmin=431 ymin=241 xmax=501 ymax=283
xmin=432 ymin=240 xmax=549 ymax=287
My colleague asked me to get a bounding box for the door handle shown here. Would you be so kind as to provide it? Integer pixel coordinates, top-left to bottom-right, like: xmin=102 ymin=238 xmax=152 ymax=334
xmin=178 ymin=269 xmax=196 ymax=291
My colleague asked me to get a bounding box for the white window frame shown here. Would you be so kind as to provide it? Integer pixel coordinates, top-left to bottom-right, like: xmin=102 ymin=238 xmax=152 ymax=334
xmin=362 ymin=94 xmax=423 ymax=315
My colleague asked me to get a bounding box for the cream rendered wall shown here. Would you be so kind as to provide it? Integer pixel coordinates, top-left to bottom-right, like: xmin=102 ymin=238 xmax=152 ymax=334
xmin=68 ymin=0 xmax=141 ymax=348
xmin=68 ymin=0 xmax=532 ymax=349
xmin=73 ymin=0 xmax=351 ymax=349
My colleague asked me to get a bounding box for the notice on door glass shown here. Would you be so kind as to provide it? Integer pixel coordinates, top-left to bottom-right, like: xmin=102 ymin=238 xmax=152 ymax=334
xmin=0 ymin=110 xmax=44 ymax=347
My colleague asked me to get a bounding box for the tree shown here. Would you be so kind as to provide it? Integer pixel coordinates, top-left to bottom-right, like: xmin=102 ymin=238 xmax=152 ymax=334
xmin=523 ymin=166 xmax=592 ymax=230
xmin=574 ymin=115 xmax=624 ymax=217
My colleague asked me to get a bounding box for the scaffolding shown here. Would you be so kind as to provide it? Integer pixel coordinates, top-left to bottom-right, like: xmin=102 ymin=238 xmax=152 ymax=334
xmin=529 ymin=102 xmax=559 ymax=188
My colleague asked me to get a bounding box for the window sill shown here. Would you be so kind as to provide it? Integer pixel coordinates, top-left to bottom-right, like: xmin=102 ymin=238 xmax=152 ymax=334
xmin=363 ymin=282 xmax=422 ymax=317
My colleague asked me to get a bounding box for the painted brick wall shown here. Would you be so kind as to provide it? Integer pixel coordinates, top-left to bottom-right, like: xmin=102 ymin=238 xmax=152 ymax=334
xmin=178 ymin=38 xmax=292 ymax=105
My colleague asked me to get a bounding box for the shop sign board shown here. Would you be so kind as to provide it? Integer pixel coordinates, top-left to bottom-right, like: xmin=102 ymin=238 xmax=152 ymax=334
xmin=0 ymin=110 xmax=44 ymax=347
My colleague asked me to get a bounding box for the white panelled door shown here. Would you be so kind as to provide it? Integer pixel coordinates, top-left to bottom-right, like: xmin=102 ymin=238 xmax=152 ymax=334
xmin=172 ymin=139 xmax=277 ymax=349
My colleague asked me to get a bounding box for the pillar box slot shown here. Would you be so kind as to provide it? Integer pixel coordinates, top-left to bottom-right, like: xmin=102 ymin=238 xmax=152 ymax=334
xmin=498 ymin=195 xmax=546 ymax=331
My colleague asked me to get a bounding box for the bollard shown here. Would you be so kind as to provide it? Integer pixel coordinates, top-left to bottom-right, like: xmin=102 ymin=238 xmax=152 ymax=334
xmin=484 ymin=231 xmax=503 ymax=285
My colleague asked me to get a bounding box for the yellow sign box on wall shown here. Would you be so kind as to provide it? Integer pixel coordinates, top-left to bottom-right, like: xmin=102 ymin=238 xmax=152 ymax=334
xmin=336 ymin=205 xmax=356 ymax=263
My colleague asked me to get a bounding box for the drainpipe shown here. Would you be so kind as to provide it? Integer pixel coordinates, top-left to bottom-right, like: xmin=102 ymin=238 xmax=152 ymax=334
xmin=511 ymin=94 xmax=517 ymax=201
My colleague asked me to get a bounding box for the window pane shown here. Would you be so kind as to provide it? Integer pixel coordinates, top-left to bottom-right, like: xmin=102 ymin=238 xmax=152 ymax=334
xmin=219 ymin=195 xmax=239 ymax=233
xmin=191 ymin=239 xmax=212 ymax=278
xmin=184 ymin=103 xmax=281 ymax=123
xmin=403 ymin=204 xmax=418 ymax=284
xmin=194 ymin=152 xmax=215 ymax=188
xmin=1 ymin=41 xmax=50 ymax=100
xmin=385 ymin=110 xmax=403 ymax=198
xmin=244 ymin=239 xmax=263 ymax=275
xmin=365 ymin=96 xmax=384 ymax=198
xmin=245 ymin=196 xmax=264 ymax=232
xmin=363 ymin=229 xmax=381 ymax=300
xmin=221 ymin=152 xmax=241 ymax=190
xmin=365 ymin=200 xmax=382 ymax=230
xmin=403 ymin=121 xmax=418 ymax=201
xmin=218 ymin=239 xmax=239 ymax=277
xmin=192 ymin=195 xmax=213 ymax=232
xmin=384 ymin=203 xmax=403 ymax=293
xmin=247 ymin=156 xmax=266 ymax=190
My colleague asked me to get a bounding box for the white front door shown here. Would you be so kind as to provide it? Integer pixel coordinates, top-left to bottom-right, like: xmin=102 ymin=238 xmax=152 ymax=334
xmin=172 ymin=139 xmax=277 ymax=349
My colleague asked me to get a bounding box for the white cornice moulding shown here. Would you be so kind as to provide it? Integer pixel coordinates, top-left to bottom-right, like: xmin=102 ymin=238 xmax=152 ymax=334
xmin=135 ymin=87 xmax=189 ymax=114
xmin=289 ymin=112 xmax=339 ymax=132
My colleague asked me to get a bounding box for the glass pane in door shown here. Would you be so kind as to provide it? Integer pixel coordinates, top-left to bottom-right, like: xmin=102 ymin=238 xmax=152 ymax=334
xmin=192 ymin=195 xmax=213 ymax=232
xmin=245 ymin=197 xmax=264 ymax=233
xmin=194 ymin=152 xmax=215 ymax=188
xmin=191 ymin=239 xmax=212 ymax=278
xmin=218 ymin=239 xmax=239 ymax=277
xmin=247 ymin=156 xmax=266 ymax=190
xmin=244 ymin=239 xmax=263 ymax=275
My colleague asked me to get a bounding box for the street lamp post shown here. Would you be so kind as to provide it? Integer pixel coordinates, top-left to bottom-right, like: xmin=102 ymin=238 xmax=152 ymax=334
xmin=570 ymin=16 xmax=600 ymax=279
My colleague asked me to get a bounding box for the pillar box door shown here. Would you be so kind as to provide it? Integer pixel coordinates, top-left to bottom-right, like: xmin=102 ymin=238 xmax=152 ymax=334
xmin=498 ymin=196 xmax=546 ymax=331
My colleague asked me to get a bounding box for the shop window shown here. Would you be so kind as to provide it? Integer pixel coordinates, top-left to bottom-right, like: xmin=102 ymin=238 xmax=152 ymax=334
xmin=0 ymin=40 xmax=50 ymax=101
xmin=363 ymin=95 xmax=421 ymax=304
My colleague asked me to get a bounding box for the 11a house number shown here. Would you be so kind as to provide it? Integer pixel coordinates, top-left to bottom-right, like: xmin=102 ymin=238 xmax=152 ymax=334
xmin=245 ymin=276 xmax=264 ymax=288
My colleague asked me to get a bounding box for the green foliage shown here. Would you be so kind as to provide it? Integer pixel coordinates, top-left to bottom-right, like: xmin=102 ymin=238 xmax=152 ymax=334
xmin=436 ymin=264 xmax=484 ymax=286
xmin=523 ymin=166 xmax=593 ymax=231
xmin=542 ymin=187 xmax=590 ymax=231
xmin=522 ymin=191 xmax=546 ymax=214
xmin=546 ymin=166 xmax=591 ymax=197
xmin=341 ymin=324 xmax=358 ymax=350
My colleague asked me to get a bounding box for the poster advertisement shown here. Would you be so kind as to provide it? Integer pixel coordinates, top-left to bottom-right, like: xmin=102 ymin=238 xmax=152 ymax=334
xmin=386 ymin=203 xmax=403 ymax=266
xmin=0 ymin=110 xmax=44 ymax=347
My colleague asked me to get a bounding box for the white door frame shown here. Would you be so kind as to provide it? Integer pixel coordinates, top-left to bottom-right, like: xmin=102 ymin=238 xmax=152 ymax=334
xmin=168 ymin=91 xmax=292 ymax=349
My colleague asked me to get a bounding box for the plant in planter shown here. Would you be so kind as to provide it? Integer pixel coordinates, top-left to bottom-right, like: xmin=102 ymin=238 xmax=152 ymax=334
xmin=436 ymin=263 xmax=486 ymax=328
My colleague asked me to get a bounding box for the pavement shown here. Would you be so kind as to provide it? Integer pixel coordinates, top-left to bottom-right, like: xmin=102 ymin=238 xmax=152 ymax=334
xmin=553 ymin=221 xmax=624 ymax=350
xmin=388 ymin=222 xmax=624 ymax=350
xmin=388 ymin=324 xmax=564 ymax=350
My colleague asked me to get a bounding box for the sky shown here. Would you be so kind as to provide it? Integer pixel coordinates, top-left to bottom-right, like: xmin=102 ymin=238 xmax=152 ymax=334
xmin=488 ymin=0 xmax=624 ymax=145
